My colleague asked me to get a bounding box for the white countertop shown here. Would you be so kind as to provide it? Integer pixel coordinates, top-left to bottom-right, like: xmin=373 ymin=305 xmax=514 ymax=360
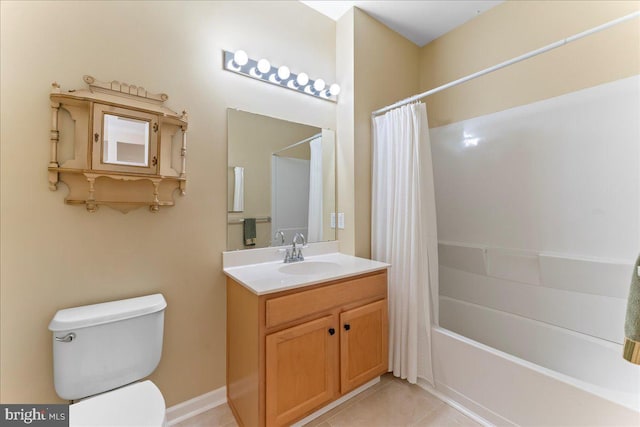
xmin=223 ymin=251 xmax=390 ymax=295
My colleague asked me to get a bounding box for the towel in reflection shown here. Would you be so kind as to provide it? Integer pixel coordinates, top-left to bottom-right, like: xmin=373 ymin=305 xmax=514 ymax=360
xmin=243 ymin=218 xmax=256 ymax=246
xmin=623 ymin=253 xmax=640 ymax=364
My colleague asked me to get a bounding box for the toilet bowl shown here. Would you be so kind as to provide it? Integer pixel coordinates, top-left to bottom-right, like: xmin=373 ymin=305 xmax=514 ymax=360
xmin=70 ymin=381 xmax=166 ymax=427
xmin=49 ymin=294 xmax=167 ymax=427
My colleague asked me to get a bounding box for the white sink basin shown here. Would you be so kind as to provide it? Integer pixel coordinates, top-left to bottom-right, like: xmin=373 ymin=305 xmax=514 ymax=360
xmin=278 ymin=261 xmax=341 ymax=276
xmin=223 ymin=250 xmax=390 ymax=295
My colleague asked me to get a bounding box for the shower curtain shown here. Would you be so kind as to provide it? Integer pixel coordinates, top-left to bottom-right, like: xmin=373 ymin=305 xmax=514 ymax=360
xmin=307 ymin=137 xmax=323 ymax=242
xmin=232 ymin=166 xmax=244 ymax=212
xmin=371 ymin=103 xmax=439 ymax=385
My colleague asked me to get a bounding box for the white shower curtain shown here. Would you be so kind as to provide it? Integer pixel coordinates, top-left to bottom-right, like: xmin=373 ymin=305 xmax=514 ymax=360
xmin=371 ymin=103 xmax=439 ymax=386
xmin=232 ymin=166 xmax=244 ymax=212
xmin=307 ymin=137 xmax=323 ymax=242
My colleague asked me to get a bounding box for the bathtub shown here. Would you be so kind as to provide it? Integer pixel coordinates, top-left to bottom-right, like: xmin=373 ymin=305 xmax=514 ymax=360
xmin=429 ymin=322 xmax=640 ymax=426
xmin=429 ymin=244 xmax=640 ymax=426
xmin=424 ymin=71 xmax=640 ymax=426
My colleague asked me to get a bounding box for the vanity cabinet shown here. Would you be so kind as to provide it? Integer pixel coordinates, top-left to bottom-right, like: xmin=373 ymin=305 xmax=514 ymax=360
xmin=227 ymin=270 xmax=388 ymax=427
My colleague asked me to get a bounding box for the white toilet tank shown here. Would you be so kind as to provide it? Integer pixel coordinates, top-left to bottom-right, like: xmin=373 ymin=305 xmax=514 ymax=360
xmin=48 ymin=294 xmax=166 ymax=400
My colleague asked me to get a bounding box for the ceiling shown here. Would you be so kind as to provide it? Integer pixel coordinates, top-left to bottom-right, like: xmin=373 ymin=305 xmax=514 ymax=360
xmin=300 ymin=1 xmax=503 ymax=47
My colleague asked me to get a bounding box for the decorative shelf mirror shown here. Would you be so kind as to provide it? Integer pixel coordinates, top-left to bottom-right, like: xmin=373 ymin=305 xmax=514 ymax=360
xmin=48 ymin=75 xmax=188 ymax=213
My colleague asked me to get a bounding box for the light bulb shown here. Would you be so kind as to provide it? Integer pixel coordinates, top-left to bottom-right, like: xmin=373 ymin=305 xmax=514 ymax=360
xmin=277 ymin=65 xmax=290 ymax=81
xmin=313 ymin=79 xmax=326 ymax=92
xmin=257 ymin=59 xmax=271 ymax=74
xmin=329 ymin=83 xmax=341 ymax=96
xmin=233 ymin=50 xmax=248 ymax=66
xmin=296 ymin=72 xmax=309 ymax=87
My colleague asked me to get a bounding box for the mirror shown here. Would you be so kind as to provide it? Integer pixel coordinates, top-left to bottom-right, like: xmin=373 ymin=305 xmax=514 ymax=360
xmin=227 ymin=109 xmax=336 ymax=250
xmin=102 ymin=114 xmax=150 ymax=166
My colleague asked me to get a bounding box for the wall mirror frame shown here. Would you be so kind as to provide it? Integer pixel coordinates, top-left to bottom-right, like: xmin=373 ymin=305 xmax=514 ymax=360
xmin=227 ymin=109 xmax=336 ymax=251
xmin=95 ymin=107 xmax=156 ymax=172
xmin=48 ymin=75 xmax=188 ymax=213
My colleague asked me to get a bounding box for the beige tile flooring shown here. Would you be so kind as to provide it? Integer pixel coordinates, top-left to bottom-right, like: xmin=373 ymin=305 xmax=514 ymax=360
xmin=175 ymin=374 xmax=481 ymax=427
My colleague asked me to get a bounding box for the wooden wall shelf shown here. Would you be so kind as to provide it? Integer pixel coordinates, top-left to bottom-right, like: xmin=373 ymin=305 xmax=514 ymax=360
xmin=48 ymin=75 xmax=188 ymax=213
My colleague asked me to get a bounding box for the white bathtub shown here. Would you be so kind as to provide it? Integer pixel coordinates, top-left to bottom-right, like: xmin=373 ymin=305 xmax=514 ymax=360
xmin=430 ymin=324 xmax=640 ymax=426
xmin=432 ymin=244 xmax=640 ymax=425
xmin=425 ymin=71 xmax=640 ymax=427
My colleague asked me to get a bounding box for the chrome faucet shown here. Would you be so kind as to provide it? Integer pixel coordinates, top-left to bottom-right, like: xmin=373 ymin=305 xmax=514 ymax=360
xmin=293 ymin=233 xmax=306 ymax=260
xmin=273 ymin=230 xmax=285 ymax=246
xmin=284 ymin=233 xmax=306 ymax=263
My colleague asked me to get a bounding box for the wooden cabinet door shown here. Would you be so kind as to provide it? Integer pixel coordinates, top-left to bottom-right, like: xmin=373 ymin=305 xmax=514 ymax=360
xmin=340 ymin=299 xmax=388 ymax=394
xmin=266 ymin=315 xmax=338 ymax=426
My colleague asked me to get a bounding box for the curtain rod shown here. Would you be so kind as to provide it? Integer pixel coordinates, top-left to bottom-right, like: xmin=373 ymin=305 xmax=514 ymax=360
xmin=272 ymin=132 xmax=322 ymax=155
xmin=372 ymin=11 xmax=640 ymax=117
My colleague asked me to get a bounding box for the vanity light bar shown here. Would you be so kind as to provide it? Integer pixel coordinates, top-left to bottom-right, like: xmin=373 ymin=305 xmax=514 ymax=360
xmin=223 ymin=50 xmax=340 ymax=102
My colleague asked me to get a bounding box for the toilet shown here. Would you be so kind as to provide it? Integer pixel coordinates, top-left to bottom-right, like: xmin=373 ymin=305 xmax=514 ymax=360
xmin=48 ymin=294 xmax=167 ymax=427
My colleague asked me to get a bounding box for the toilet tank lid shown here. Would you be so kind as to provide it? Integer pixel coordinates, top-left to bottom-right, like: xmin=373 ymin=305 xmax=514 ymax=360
xmin=48 ymin=294 xmax=166 ymax=332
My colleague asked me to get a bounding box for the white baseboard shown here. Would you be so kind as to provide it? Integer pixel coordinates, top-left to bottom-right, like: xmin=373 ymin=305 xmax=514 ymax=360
xmin=291 ymin=377 xmax=381 ymax=427
xmin=164 ymin=377 xmax=378 ymax=427
xmin=416 ymin=377 xmax=497 ymax=427
xmin=165 ymin=386 xmax=227 ymax=426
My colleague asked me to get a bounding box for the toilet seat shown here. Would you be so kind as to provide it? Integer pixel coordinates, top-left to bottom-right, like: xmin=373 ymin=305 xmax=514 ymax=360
xmin=70 ymin=380 xmax=166 ymax=427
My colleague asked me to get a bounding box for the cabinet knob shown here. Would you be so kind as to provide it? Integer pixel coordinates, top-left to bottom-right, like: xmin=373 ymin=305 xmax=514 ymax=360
xmin=344 ymin=324 xmax=351 ymax=331
xmin=328 ymin=328 xmax=335 ymax=336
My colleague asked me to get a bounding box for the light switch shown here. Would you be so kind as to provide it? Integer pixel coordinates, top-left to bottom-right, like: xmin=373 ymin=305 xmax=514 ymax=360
xmin=338 ymin=213 xmax=345 ymax=229
xmin=330 ymin=213 xmax=336 ymax=229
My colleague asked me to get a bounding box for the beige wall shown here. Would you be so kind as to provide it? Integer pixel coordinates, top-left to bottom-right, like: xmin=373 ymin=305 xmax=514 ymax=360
xmin=227 ymin=110 xmax=318 ymax=250
xmin=321 ymin=129 xmax=337 ymax=244
xmin=353 ymin=9 xmax=420 ymax=258
xmin=336 ymin=8 xmax=357 ymax=256
xmin=336 ymin=8 xmax=420 ymax=258
xmin=0 ymin=0 xmax=335 ymax=405
xmin=420 ymin=0 xmax=640 ymax=128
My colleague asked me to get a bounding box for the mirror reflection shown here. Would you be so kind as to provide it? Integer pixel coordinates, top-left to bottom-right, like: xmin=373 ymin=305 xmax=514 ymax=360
xmin=229 ymin=166 xmax=244 ymax=212
xmin=227 ymin=109 xmax=336 ymax=250
xmin=103 ymin=114 xmax=150 ymax=166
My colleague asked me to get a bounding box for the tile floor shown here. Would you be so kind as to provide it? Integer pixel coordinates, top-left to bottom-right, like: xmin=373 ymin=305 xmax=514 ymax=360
xmin=175 ymin=374 xmax=481 ymax=427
